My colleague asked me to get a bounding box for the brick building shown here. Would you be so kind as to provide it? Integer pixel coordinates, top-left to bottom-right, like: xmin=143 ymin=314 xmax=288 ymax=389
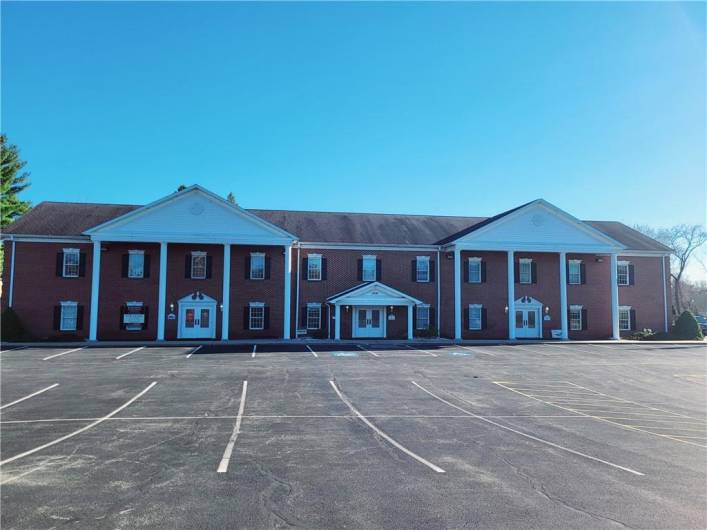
xmin=1 ymin=186 xmax=671 ymax=342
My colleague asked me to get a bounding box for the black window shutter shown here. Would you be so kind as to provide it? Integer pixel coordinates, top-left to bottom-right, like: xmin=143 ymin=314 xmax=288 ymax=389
xmin=301 ymin=307 xmax=307 ymax=328
xmin=76 ymin=305 xmax=84 ymax=330
xmin=264 ymin=306 xmax=270 ymax=329
xmin=120 ymin=304 xmax=126 ymax=330
xmin=206 ymin=256 xmax=213 ymax=279
xmin=56 ymin=252 xmax=64 ymax=276
xmin=243 ymin=306 xmax=249 ymax=329
xmin=78 ymin=253 xmax=87 ymax=277
xmin=302 ymin=258 xmax=308 ymax=280
xmin=514 ymin=262 xmax=520 ymax=283
xmin=628 ymin=264 xmax=635 ymax=285
xmin=322 ymin=258 xmax=328 ymax=280
xmin=481 ymin=308 xmax=488 ymax=330
xmin=531 ymin=262 xmax=538 ymax=284
xmin=143 ymin=306 xmax=149 ymax=330
xmin=464 ymin=261 xmax=469 ymax=283
xmin=53 ymin=306 xmax=61 ymax=330
xmin=121 ymin=255 xmax=129 ymax=278
xmin=580 ymin=263 xmax=586 ymax=284
xmin=357 ymin=259 xmax=363 ymax=281
xmin=376 ymin=259 xmax=382 ymax=281
xmin=264 ymin=257 xmax=271 ymax=279
xmin=411 ymin=260 xmax=417 ymax=282
xmin=480 ymin=261 xmax=486 ymax=283
xmin=581 ymin=309 xmax=588 ymax=331
xmin=245 ymin=256 xmax=251 ymax=279
xmin=630 ymin=309 xmax=637 ymax=330
xmin=429 ymin=260 xmax=435 ymax=282
xmin=185 ymin=255 xmax=191 ymax=278
xmin=412 ymin=306 xmax=417 ymax=329
xmin=464 ymin=307 xmax=470 ymax=330
xmin=143 ymin=254 xmax=151 ymax=278
xmin=566 ymin=262 xmax=570 ymax=283
xmin=429 ymin=307 xmax=435 ymax=329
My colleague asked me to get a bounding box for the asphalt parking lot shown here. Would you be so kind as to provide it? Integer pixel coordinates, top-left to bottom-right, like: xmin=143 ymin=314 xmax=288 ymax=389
xmin=1 ymin=341 xmax=705 ymax=529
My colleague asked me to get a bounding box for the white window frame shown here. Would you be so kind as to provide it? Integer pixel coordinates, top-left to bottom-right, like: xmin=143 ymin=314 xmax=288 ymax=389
xmin=568 ymin=260 xmax=582 ymax=285
xmin=569 ymin=305 xmax=583 ymax=331
xmin=249 ymin=302 xmax=265 ymax=330
xmin=307 ymin=254 xmax=322 ymax=281
xmin=415 ymin=304 xmax=430 ymax=330
xmin=416 ymin=256 xmax=430 ymax=283
xmin=191 ymin=251 xmax=207 ymax=280
xmin=128 ymin=250 xmax=145 ymax=279
xmin=362 ymin=255 xmax=377 ymax=282
xmin=62 ymin=248 xmax=80 ymax=278
xmin=60 ymin=301 xmax=78 ymax=331
xmin=519 ymin=258 xmax=532 ymax=284
xmin=306 ymin=303 xmax=321 ymax=330
xmin=468 ymin=257 xmax=482 ymax=283
xmin=468 ymin=304 xmax=482 ymax=331
xmin=619 ymin=306 xmax=631 ymax=331
xmin=124 ymin=301 xmax=145 ymax=331
xmin=250 ymin=253 xmax=265 ymax=280
xmin=617 ymin=261 xmax=630 ymax=286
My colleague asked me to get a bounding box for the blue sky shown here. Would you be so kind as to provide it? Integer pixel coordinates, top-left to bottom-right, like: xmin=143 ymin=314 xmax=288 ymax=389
xmin=2 ymin=2 xmax=705 ymax=228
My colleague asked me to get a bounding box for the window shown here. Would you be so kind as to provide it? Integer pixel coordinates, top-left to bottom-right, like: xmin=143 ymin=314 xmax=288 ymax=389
xmin=250 ymin=253 xmax=265 ymax=280
xmin=62 ymin=249 xmax=80 ymax=278
xmin=362 ymin=255 xmax=377 ymax=282
xmin=468 ymin=258 xmax=482 ymax=283
xmin=569 ymin=305 xmax=583 ymax=331
xmin=469 ymin=305 xmax=482 ymax=330
xmin=416 ymin=257 xmax=430 ymax=282
xmin=617 ymin=261 xmax=630 ymax=286
xmin=307 ymin=255 xmax=322 ymax=281
xmin=519 ymin=259 xmax=532 ymax=284
xmin=249 ymin=303 xmax=265 ymax=330
xmin=568 ymin=260 xmax=582 ymax=285
xmin=619 ymin=307 xmax=631 ymax=331
xmin=128 ymin=251 xmax=145 ymax=279
xmin=416 ymin=305 xmax=430 ymax=330
xmin=306 ymin=303 xmax=321 ymax=329
xmin=60 ymin=301 xmax=78 ymax=331
xmin=123 ymin=301 xmax=145 ymax=331
xmin=191 ymin=252 xmax=207 ymax=279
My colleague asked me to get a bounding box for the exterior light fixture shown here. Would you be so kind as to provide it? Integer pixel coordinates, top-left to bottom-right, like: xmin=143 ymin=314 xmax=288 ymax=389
xmin=169 ymin=303 xmax=175 ymax=312
xmin=504 ymin=305 xmax=509 ymax=314
xmin=545 ymin=306 xmax=550 ymax=314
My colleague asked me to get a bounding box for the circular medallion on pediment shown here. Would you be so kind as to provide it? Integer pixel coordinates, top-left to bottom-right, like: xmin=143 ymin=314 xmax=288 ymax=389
xmin=531 ymin=214 xmax=545 ymax=227
xmin=189 ymin=202 xmax=205 ymax=216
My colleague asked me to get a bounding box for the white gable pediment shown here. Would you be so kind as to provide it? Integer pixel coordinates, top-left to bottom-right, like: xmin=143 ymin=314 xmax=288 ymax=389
xmin=328 ymin=282 xmax=423 ymax=306
xmin=85 ymin=186 xmax=295 ymax=244
xmin=454 ymin=200 xmax=624 ymax=253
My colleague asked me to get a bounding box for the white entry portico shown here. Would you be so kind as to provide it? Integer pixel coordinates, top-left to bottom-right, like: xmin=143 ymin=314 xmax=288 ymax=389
xmin=177 ymin=292 xmax=217 ymax=339
xmin=328 ymin=282 xmax=423 ymax=340
xmin=513 ymin=296 xmax=543 ymax=339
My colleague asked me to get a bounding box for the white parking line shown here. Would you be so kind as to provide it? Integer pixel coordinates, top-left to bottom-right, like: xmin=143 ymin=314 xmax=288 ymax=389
xmin=357 ymin=345 xmax=379 ymax=357
xmin=306 ymin=345 xmax=319 ymax=358
xmin=412 ymin=381 xmax=644 ymax=476
xmin=406 ymin=345 xmax=437 ymax=357
xmin=0 ymin=383 xmax=59 ymax=410
xmin=42 ymin=347 xmax=85 ymax=361
xmin=0 ymin=346 xmax=25 ymax=353
xmin=459 ymin=345 xmax=496 ymax=357
xmin=217 ymin=380 xmax=248 ymax=473
xmin=329 ymin=380 xmax=445 ymax=473
xmin=0 ymin=381 xmax=157 ymax=466
xmin=115 ymin=346 xmax=145 ymax=360
xmin=251 ymin=345 xmax=257 ymax=358
xmin=186 ymin=346 xmax=202 ymax=359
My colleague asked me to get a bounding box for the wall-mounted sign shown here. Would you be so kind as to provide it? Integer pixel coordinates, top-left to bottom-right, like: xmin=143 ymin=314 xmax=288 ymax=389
xmin=167 ymin=313 xmax=176 ymax=320
xmin=388 ymin=314 xmax=395 ymax=320
xmin=543 ymin=315 xmax=551 ymax=321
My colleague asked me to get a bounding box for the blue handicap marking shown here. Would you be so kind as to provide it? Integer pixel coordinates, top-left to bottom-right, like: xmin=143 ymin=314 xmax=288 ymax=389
xmin=448 ymin=350 xmax=472 ymax=357
xmin=331 ymin=351 xmax=359 ymax=357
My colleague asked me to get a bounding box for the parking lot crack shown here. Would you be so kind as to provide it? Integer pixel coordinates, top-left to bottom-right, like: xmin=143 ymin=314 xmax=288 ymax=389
xmin=252 ymin=459 xmax=307 ymax=528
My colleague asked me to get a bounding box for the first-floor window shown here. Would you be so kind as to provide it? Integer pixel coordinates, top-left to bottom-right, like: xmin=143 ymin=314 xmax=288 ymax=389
xmin=249 ymin=303 xmax=265 ymax=330
xmin=128 ymin=251 xmax=145 ymax=278
xmin=519 ymin=259 xmax=532 ymax=284
xmin=619 ymin=307 xmax=631 ymax=331
xmin=63 ymin=249 xmax=80 ymax=278
xmin=469 ymin=304 xmax=482 ymax=330
xmin=416 ymin=257 xmax=430 ymax=282
xmin=123 ymin=301 xmax=145 ymax=331
xmin=191 ymin=252 xmax=207 ymax=279
xmin=416 ymin=305 xmax=430 ymax=330
xmin=306 ymin=304 xmax=321 ymax=329
xmin=362 ymin=255 xmax=377 ymax=281
xmin=569 ymin=306 xmax=583 ymax=331
xmin=250 ymin=253 xmax=265 ymax=280
xmin=60 ymin=302 xmax=78 ymax=331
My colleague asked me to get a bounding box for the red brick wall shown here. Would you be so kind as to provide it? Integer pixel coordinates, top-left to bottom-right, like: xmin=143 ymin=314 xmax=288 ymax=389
xmin=3 ymin=241 xmax=93 ymax=340
xmin=460 ymin=251 xmax=509 ymax=339
xmin=618 ymin=255 xmax=669 ymax=335
xmin=513 ymin=252 xmax=561 ymax=340
xmin=439 ymin=251 xmax=455 ymax=338
xmin=566 ymin=253 xmax=612 ymax=339
xmin=97 ymin=243 xmax=160 ymax=341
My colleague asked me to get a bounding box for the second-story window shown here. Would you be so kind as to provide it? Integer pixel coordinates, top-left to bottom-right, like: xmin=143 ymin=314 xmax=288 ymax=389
xmin=468 ymin=258 xmax=482 ymax=283
xmin=191 ymin=252 xmax=207 ymax=279
xmin=568 ymin=260 xmax=582 ymax=285
xmin=416 ymin=257 xmax=430 ymax=282
xmin=63 ymin=249 xmax=80 ymax=278
xmin=362 ymin=255 xmax=377 ymax=282
xmin=250 ymin=253 xmax=265 ymax=280
xmin=519 ymin=259 xmax=533 ymax=284
xmin=128 ymin=251 xmax=145 ymax=279
xmin=307 ymin=255 xmax=322 ymax=281
xmin=617 ymin=261 xmax=630 ymax=285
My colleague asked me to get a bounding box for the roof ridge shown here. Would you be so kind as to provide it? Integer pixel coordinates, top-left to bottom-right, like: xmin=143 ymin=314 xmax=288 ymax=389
xmin=39 ymin=200 xmax=141 ymax=207
xmin=248 ymin=208 xmax=487 ymax=219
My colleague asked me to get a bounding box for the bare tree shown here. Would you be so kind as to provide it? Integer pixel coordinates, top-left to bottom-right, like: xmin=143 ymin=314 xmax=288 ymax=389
xmin=635 ymin=224 xmax=707 ymax=314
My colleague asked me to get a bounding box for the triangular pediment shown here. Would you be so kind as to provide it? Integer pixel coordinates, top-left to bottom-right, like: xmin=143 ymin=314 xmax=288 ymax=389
xmin=328 ymin=282 xmax=423 ymax=306
xmin=453 ymin=200 xmax=624 ymax=252
xmin=85 ymin=186 xmax=295 ymax=244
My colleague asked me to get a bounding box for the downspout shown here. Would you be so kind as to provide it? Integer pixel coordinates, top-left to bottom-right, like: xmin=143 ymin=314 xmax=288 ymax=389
xmin=436 ymin=248 xmax=441 ymax=335
xmin=327 ymin=303 xmax=331 ymax=339
xmin=8 ymin=239 xmax=16 ymax=308
xmin=661 ymin=255 xmax=668 ymax=332
xmin=295 ymin=243 xmax=300 ymax=337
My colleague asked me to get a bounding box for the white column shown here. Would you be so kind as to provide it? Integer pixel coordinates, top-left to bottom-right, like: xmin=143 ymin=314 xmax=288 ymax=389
xmin=507 ymin=250 xmax=516 ymax=340
xmin=334 ymin=304 xmax=341 ymax=340
xmin=89 ymin=240 xmax=101 ymax=341
xmin=221 ymin=244 xmax=231 ymax=341
xmin=157 ymin=242 xmax=168 ymax=341
xmin=8 ymin=240 xmax=16 ymax=307
xmin=407 ymin=304 xmax=414 ymax=340
xmin=610 ymin=253 xmax=620 ymax=340
xmin=283 ymin=244 xmax=292 ymax=339
xmin=453 ymin=247 xmax=461 ymax=340
xmin=559 ymin=251 xmax=568 ymax=340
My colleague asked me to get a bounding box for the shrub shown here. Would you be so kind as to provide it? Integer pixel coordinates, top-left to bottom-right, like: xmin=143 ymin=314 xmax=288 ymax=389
xmin=414 ymin=326 xmax=439 ymax=339
xmin=670 ymin=311 xmax=704 ymax=340
xmin=628 ymin=328 xmax=654 ymax=340
xmin=1 ymin=308 xmax=28 ymax=341
xmin=644 ymin=331 xmax=670 ymax=341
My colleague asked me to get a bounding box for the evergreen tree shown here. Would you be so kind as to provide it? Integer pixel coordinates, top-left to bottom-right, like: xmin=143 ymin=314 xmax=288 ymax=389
xmin=1 ymin=134 xmax=31 ymax=227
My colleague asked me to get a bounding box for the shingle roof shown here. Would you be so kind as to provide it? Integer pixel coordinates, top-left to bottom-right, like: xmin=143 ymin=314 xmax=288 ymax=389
xmin=2 ymin=201 xmax=671 ymax=252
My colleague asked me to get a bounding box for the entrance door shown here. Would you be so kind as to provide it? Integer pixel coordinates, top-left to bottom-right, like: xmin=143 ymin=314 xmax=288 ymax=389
xmin=180 ymin=304 xmax=216 ymax=339
xmin=353 ymin=307 xmax=385 ymax=338
xmin=515 ymin=308 xmax=541 ymax=339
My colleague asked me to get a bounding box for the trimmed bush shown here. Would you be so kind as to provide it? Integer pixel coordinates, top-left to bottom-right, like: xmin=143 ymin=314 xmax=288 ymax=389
xmin=670 ymin=311 xmax=704 ymax=340
xmin=1 ymin=308 xmax=28 ymax=341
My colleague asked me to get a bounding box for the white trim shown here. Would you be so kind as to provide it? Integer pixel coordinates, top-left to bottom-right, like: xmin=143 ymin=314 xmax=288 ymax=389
xmin=8 ymin=240 xmax=15 ymax=307
xmin=610 ymin=254 xmax=620 ymax=339
xmin=567 ymin=259 xmax=582 ymax=285
xmin=328 ymin=281 xmax=423 ymax=306
xmin=468 ymin=304 xmax=482 ymax=331
xmin=415 ymin=255 xmax=430 ymax=283
xmin=1 ymin=235 xmax=89 ymax=243
xmin=283 ymin=245 xmax=292 ymax=339
xmin=507 ymin=251 xmax=515 ymax=340
xmin=127 ymin=251 xmax=145 ymax=279
xmin=569 ymin=305 xmax=583 ymax=332
xmin=157 ymin=242 xmax=168 ymax=340
xmin=306 ymin=254 xmax=322 ymax=281
xmin=62 ymin=248 xmax=80 ymax=278
xmin=299 ymin=242 xmax=439 ymax=251
xmin=436 ymin=250 xmax=441 ymax=332
xmin=454 ymin=248 xmax=461 ymax=339
xmin=190 ymin=252 xmax=207 ymax=280
xmin=617 ymin=261 xmax=630 ymax=286
xmin=59 ymin=301 xmax=79 ymax=332
xmin=559 ymin=251 xmax=568 ymax=340
xmin=248 ymin=303 xmax=265 ymax=331
xmin=222 ymin=244 xmax=231 ymax=340
xmin=295 ymin=245 xmax=301 ymax=336
xmin=249 ymin=252 xmax=265 ymax=280
xmin=415 ymin=303 xmax=431 ymax=330
xmin=618 ymin=306 xmax=632 ymax=331
xmin=89 ymin=241 xmax=100 ymax=340
xmin=305 ymin=303 xmax=321 ymax=330
xmin=467 ymin=257 xmax=482 ymax=284
xmin=519 ymin=258 xmax=532 ymax=285
xmin=361 ymin=255 xmax=377 ymax=282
